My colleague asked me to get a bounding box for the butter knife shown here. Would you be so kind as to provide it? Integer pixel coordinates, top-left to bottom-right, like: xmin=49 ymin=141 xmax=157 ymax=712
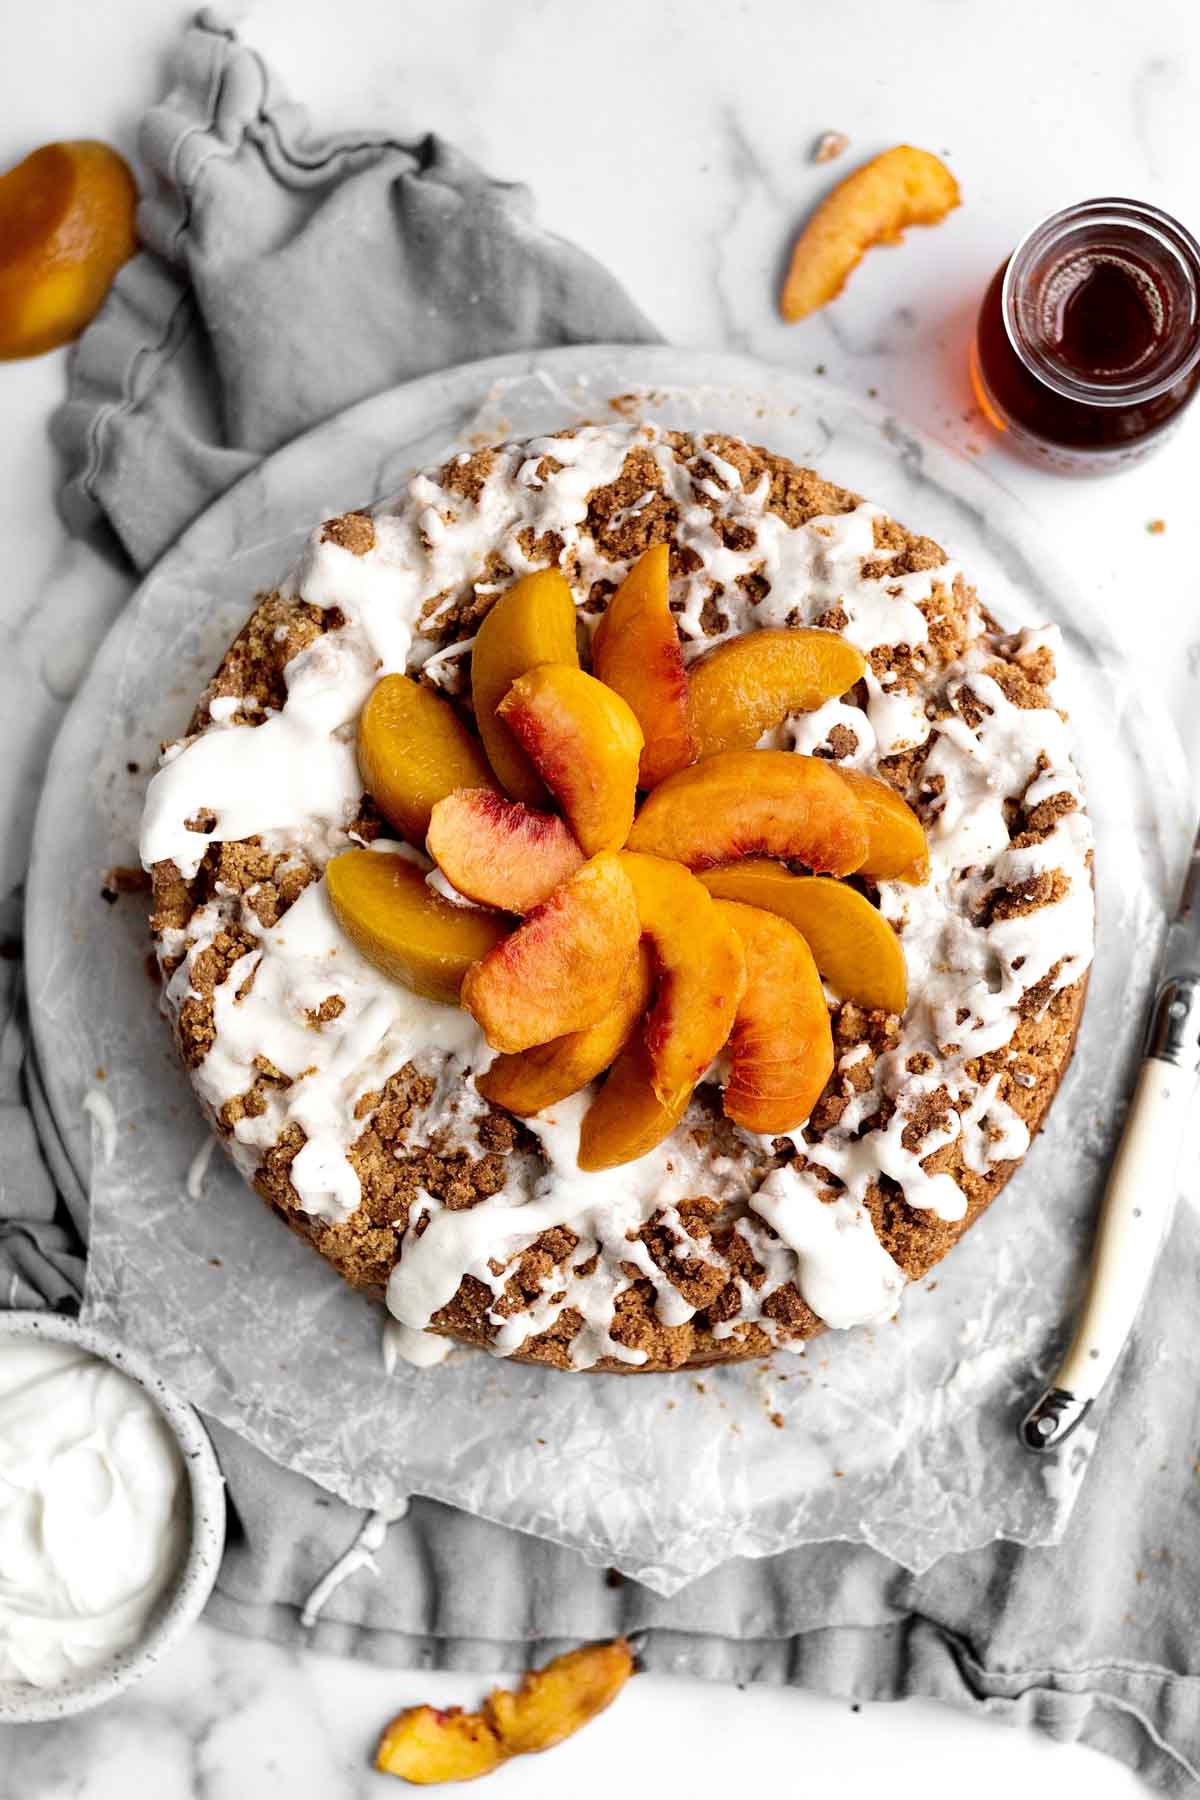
xmin=1020 ymin=819 xmax=1200 ymax=1452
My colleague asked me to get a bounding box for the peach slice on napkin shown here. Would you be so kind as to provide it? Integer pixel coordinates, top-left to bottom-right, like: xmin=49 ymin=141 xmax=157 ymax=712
xmin=687 ymin=627 xmax=866 ymax=756
xmin=477 ymin=947 xmax=653 ymax=1116
xmin=0 ymin=140 xmax=137 ymax=359
xmin=498 ymin=664 xmax=644 ymax=854
xmin=578 ymin=1036 xmax=694 ymax=1171
xmin=471 ymin=569 xmax=579 ymax=806
xmin=699 ymin=860 xmax=907 ymax=1014
xmin=426 ymin=789 xmax=583 ymax=913
xmin=590 ymin=542 xmax=695 ymax=788
xmin=358 ymin=674 xmax=499 ymax=845
xmin=780 ymin=144 xmax=960 ymax=321
xmin=325 ymin=851 xmax=507 ymax=1004
xmin=834 ymin=765 xmax=929 ymax=882
xmin=619 ymin=851 xmax=745 ymax=1100
xmin=376 ymin=1640 xmax=635 ymax=1783
xmin=461 ymin=852 xmax=639 ymax=1052
xmin=712 ymin=899 xmax=835 ymax=1133
xmin=626 ymin=749 xmax=868 ymax=875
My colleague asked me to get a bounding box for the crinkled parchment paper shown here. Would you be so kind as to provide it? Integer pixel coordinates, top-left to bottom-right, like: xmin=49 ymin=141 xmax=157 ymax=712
xmin=27 ymin=349 xmax=1190 ymax=1595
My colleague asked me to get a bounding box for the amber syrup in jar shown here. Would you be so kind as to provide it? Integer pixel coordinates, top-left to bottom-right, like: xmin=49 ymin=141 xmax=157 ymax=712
xmin=971 ymin=198 xmax=1200 ymax=473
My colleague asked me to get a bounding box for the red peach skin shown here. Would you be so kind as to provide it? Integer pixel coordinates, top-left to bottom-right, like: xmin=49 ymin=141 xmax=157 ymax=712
xmin=591 ymin=543 xmax=695 ymax=789
xmin=427 ymin=789 xmax=583 ymax=913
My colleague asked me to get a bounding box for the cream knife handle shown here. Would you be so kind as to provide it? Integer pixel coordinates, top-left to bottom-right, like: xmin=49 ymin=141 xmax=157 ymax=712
xmin=1021 ymin=1054 xmax=1193 ymax=1451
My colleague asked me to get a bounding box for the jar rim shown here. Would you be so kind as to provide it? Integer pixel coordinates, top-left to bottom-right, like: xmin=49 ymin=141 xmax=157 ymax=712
xmin=1001 ymin=197 xmax=1200 ymax=407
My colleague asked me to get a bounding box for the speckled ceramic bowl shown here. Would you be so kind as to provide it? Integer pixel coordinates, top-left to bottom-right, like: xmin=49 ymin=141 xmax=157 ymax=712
xmin=0 ymin=1310 xmax=226 ymax=1723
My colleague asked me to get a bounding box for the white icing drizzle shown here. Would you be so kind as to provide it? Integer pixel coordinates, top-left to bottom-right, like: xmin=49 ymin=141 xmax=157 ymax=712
xmin=382 ymin=1321 xmax=454 ymax=1371
xmin=185 ymin=1136 xmax=215 ymax=1200
xmin=142 ymin=423 xmax=1095 ymax=1363
xmin=82 ymin=1089 xmax=117 ymax=1166
xmin=298 ymin=1500 xmax=409 ymax=1629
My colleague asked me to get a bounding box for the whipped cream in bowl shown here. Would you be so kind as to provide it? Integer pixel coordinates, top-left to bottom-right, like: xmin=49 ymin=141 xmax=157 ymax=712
xmin=0 ymin=1312 xmax=225 ymax=1722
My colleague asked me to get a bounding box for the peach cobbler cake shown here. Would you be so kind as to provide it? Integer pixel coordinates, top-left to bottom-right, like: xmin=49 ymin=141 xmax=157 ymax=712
xmin=140 ymin=422 xmax=1093 ymax=1371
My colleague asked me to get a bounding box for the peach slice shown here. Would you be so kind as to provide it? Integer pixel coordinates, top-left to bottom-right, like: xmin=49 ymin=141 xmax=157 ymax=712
xmin=358 ymin=675 xmax=499 ymax=844
xmin=477 ymin=947 xmax=653 ymax=1116
xmin=486 ymin=1639 xmax=634 ymax=1755
xmin=376 ymin=1705 xmax=504 ymax=1783
xmin=712 ymin=899 xmax=835 ymax=1133
xmin=687 ymin=627 xmax=866 ymax=756
xmin=326 ymin=851 xmax=508 ymax=1004
xmin=780 ymin=145 xmax=961 ymax=322
xmin=471 ymin=569 xmax=579 ymax=805
xmin=498 ymin=664 xmax=643 ymax=855
xmin=625 ymin=750 xmax=868 ymax=876
xmin=375 ymin=1641 xmax=634 ymax=1782
xmin=590 ymin=543 xmax=695 ymax=788
xmin=834 ymin=766 xmax=929 ymax=882
xmin=699 ymin=861 xmax=907 ymax=1013
xmin=461 ymin=852 xmax=639 ymax=1053
xmin=619 ymin=852 xmax=745 ymax=1101
xmin=427 ymin=789 xmax=583 ymax=913
xmin=0 ymin=140 xmax=137 ymax=360
xmin=578 ymin=1037 xmax=693 ymax=1172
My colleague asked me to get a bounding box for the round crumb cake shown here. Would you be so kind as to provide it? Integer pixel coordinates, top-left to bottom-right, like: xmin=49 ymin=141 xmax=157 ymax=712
xmin=141 ymin=421 xmax=1094 ymax=1373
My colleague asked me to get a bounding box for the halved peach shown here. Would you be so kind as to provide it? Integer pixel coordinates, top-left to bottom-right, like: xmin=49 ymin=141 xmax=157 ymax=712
xmin=477 ymin=947 xmax=653 ymax=1116
xmin=619 ymin=851 xmax=745 ymax=1100
xmin=590 ymin=543 xmax=694 ymax=789
xmin=498 ymin=664 xmax=643 ymax=855
xmin=427 ymin=789 xmax=583 ymax=913
xmin=577 ymin=1037 xmax=693 ymax=1172
xmin=625 ymin=750 xmax=868 ymax=875
xmin=471 ymin=569 xmax=579 ymax=805
xmin=834 ymin=766 xmax=929 ymax=882
xmin=326 ymin=851 xmax=507 ymax=1003
xmin=461 ymin=852 xmax=639 ymax=1053
xmin=699 ymin=860 xmax=907 ymax=1013
xmin=712 ymin=899 xmax=835 ymax=1133
xmin=687 ymin=627 xmax=866 ymax=756
xmin=357 ymin=675 xmax=498 ymax=845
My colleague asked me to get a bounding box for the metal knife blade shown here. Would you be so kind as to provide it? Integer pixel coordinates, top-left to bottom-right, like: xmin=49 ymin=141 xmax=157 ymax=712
xmin=1146 ymin=816 xmax=1200 ymax=1070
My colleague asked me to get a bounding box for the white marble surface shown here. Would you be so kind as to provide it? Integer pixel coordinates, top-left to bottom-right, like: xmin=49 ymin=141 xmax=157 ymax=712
xmin=3 ymin=0 xmax=1198 ymax=1791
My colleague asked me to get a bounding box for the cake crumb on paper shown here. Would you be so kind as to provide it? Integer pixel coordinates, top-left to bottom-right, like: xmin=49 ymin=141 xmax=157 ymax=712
xmin=812 ymin=130 xmax=849 ymax=164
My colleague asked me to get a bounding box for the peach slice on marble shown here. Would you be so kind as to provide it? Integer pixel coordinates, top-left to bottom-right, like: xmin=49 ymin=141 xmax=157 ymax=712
xmin=625 ymin=749 xmax=868 ymax=876
xmin=461 ymin=852 xmax=640 ymax=1053
xmin=497 ymin=664 xmax=643 ymax=855
xmin=590 ymin=542 xmax=695 ymax=788
xmin=427 ymin=789 xmax=583 ymax=914
xmin=619 ymin=851 xmax=745 ymax=1101
xmin=375 ymin=1640 xmax=634 ymax=1782
xmin=834 ymin=765 xmax=929 ymax=882
xmin=712 ymin=899 xmax=835 ymax=1133
xmin=0 ymin=140 xmax=137 ymax=360
xmin=375 ymin=1705 xmax=504 ymax=1783
xmin=486 ymin=1639 xmax=635 ymax=1755
xmin=699 ymin=860 xmax=907 ymax=1014
xmin=780 ymin=144 xmax=961 ymax=322
xmin=477 ymin=947 xmax=653 ymax=1116
xmin=325 ymin=850 xmax=507 ymax=1004
xmin=686 ymin=627 xmax=866 ymax=756
xmin=471 ymin=569 xmax=580 ymax=806
xmin=357 ymin=674 xmax=499 ymax=845
xmin=577 ymin=1036 xmax=694 ymax=1172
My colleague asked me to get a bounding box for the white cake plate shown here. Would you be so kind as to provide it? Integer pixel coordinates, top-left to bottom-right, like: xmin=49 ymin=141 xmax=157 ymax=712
xmin=24 ymin=346 xmax=1191 ymax=1594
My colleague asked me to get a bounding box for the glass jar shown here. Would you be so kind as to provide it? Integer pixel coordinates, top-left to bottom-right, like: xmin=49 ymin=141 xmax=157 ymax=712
xmin=970 ymin=197 xmax=1200 ymax=473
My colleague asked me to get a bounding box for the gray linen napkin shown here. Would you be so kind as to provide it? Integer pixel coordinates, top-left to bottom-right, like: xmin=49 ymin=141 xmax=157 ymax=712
xmin=6 ymin=11 xmax=1199 ymax=1793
